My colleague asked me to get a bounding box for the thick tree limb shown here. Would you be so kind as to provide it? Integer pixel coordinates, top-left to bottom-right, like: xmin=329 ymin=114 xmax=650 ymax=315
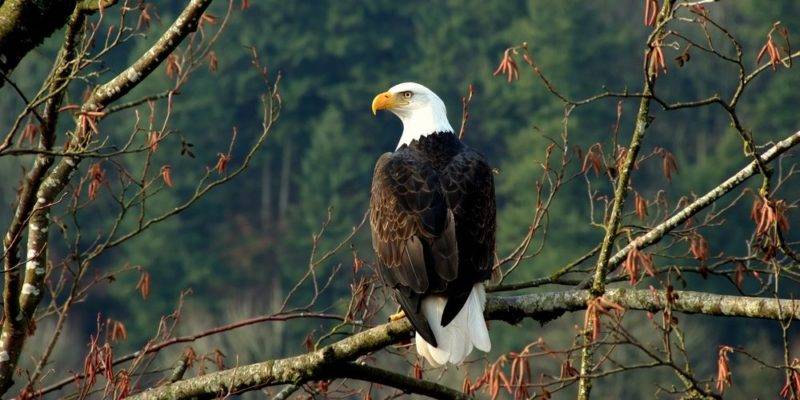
xmin=35 ymin=312 xmax=336 ymax=397
xmin=331 ymin=363 xmax=472 ymax=400
xmin=0 ymin=0 xmax=77 ymax=81
xmin=0 ymin=0 xmax=116 ymax=84
xmin=127 ymin=288 xmax=800 ymax=400
xmin=129 ymin=320 xmax=413 ymax=400
xmin=488 ymin=289 xmax=800 ymax=323
xmin=87 ymin=0 xmax=207 ymax=109
xmin=0 ymin=7 xmax=88 ymax=394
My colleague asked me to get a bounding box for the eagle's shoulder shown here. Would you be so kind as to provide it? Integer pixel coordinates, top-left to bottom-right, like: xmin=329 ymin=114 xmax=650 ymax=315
xmin=374 ymin=147 xmax=432 ymax=175
xmin=372 ymin=148 xmax=440 ymax=198
xmin=455 ymin=145 xmax=491 ymax=171
xmin=439 ymin=145 xmax=492 ymax=193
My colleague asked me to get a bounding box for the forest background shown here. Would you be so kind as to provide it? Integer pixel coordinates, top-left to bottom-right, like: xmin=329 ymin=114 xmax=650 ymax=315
xmin=1 ymin=1 xmax=798 ymax=398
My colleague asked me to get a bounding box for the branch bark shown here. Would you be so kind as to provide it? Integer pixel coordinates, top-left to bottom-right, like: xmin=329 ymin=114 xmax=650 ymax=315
xmin=0 ymin=0 xmax=77 ymax=81
xmin=332 ymin=363 xmax=472 ymax=400
xmin=0 ymin=0 xmax=116 ymax=85
xmin=0 ymin=7 xmax=88 ymax=394
xmin=129 ymin=319 xmax=414 ymax=400
xmin=127 ymin=288 xmax=800 ymax=400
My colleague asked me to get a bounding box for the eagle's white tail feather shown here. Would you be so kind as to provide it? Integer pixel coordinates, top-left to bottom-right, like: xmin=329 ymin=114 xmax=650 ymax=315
xmin=415 ymin=284 xmax=491 ymax=366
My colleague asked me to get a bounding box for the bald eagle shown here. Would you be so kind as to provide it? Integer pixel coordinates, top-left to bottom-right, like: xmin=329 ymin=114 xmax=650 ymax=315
xmin=370 ymin=82 xmax=495 ymax=366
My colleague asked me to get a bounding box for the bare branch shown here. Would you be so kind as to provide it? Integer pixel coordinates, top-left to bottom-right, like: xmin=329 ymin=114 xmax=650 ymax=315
xmin=580 ymin=3 xmax=675 ymax=396
xmin=604 ymin=130 xmax=800 ymax=277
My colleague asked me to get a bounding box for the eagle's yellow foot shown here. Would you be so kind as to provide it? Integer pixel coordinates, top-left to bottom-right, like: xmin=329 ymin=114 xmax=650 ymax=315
xmin=389 ymin=310 xmax=406 ymax=322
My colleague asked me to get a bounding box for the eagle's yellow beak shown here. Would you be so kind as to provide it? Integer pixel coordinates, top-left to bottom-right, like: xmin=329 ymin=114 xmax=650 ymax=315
xmin=371 ymin=91 xmax=398 ymax=115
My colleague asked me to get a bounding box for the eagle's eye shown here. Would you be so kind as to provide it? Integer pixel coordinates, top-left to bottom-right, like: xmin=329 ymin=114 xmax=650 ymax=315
xmin=401 ymin=91 xmax=413 ymax=99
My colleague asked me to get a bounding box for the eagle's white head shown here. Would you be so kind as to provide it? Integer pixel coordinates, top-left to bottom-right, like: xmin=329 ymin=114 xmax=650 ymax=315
xmin=371 ymin=82 xmax=454 ymax=148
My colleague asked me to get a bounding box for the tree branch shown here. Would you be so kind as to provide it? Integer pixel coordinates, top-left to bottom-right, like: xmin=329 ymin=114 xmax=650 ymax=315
xmin=127 ymin=288 xmax=800 ymax=400
xmin=488 ymin=289 xmax=800 ymax=323
xmin=331 ymin=363 xmax=472 ymax=400
xmin=0 ymin=0 xmax=117 ymax=86
xmin=0 ymin=7 xmax=88 ymax=394
xmin=598 ymin=129 xmax=800 ymax=282
xmin=128 ymin=320 xmax=414 ymax=400
xmin=87 ymin=0 xmax=208 ymax=110
xmin=0 ymin=1 xmax=78 ymax=82
xmin=579 ymin=3 xmax=675 ymax=396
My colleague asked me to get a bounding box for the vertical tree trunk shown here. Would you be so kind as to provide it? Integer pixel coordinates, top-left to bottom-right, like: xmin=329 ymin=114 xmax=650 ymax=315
xmin=260 ymin=158 xmax=273 ymax=228
xmin=277 ymin=140 xmax=292 ymax=227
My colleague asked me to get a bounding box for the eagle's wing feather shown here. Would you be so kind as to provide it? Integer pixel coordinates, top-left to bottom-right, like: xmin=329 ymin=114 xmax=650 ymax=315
xmin=370 ymin=151 xmax=459 ymax=346
xmin=439 ymin=148 xmax=496 ymax=325
xmin=371 ymin=145 xmax=495 ymax=344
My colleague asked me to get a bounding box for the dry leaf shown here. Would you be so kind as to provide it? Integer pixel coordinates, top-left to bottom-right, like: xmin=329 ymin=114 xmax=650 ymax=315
xmin=136 ymin=271 xmax=150 ymax=299
xmin=716 ymin=345 xmax=734 ymax=393
xmin=493 ymin=48 xmax=519 ymax=83
xmin=160 ymin=165 xmax=173 ymax=187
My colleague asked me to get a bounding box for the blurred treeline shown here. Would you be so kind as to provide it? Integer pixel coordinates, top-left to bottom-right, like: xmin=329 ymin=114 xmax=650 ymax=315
xmin=1 ymin=1 xmax=799 ymax=398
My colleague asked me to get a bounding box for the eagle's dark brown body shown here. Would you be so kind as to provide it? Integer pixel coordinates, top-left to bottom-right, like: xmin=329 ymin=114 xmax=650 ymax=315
xmin=369 ymin=131 xmax=495 ymax=346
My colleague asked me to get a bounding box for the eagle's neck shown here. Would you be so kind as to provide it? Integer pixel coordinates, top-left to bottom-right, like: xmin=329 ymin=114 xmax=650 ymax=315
xmin=395 ymin=101 xmax=454 ymax=149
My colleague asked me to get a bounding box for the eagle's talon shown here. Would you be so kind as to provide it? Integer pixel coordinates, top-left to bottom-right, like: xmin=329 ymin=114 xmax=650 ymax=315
xmin=388 ymin=310 xmax=406 ymax=322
